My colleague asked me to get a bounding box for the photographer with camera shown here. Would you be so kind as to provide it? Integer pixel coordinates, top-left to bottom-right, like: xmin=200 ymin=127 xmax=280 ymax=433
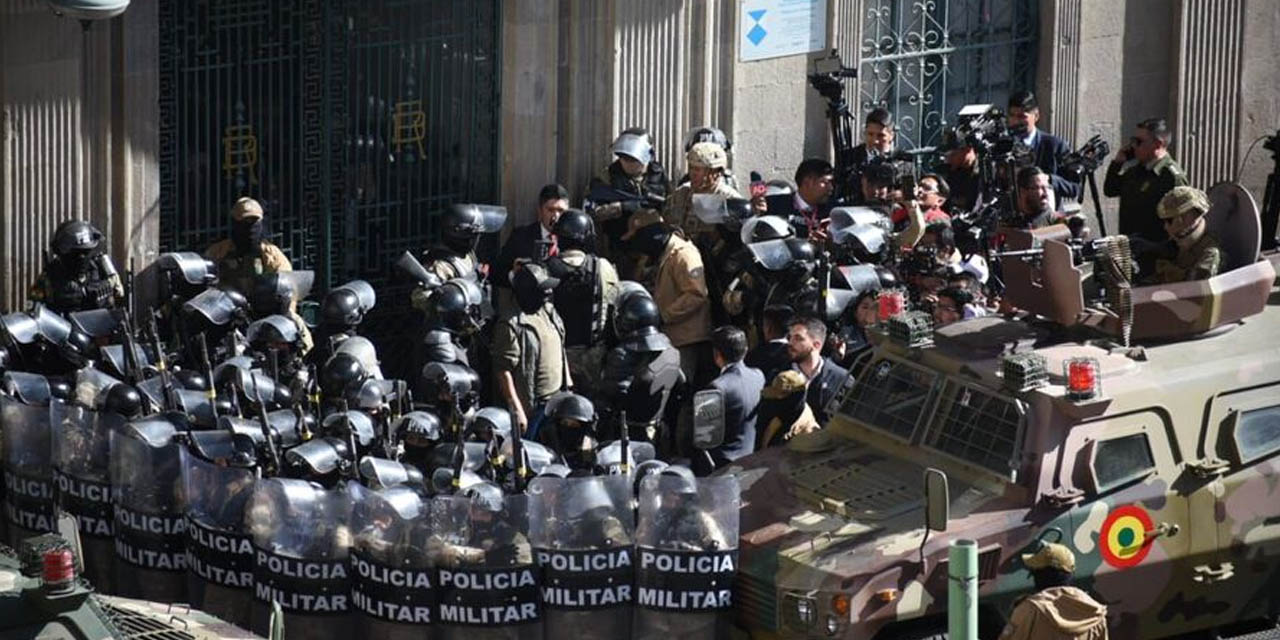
xmin=1007 ymin=91 xmax=1080 ymax=204
xmin=1104 ymin=118 xmax=1188 ymax=243
xmin=936 ymin=138 xmax=982 ymax=216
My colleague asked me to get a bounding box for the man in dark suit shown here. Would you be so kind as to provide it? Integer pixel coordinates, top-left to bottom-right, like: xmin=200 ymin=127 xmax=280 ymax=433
xmin=844 ymin=107 xmax=898 ymax=205
xmin=1008 ymin=90 xmax=1080 ymax=205
xmin=765 ymin=158 xmax=836 ymax=239
xmin=494 ymin=183 xmax=569 ymax=293
xmin=786 ymin=316 xmax=850 ymax=425
xmin=705 ymin=326 xmax=765 ymax=467
xmin=744 ymin=305 xmax=793 ymax=382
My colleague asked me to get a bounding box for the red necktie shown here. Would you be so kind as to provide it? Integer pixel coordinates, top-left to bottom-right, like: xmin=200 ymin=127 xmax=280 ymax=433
xmin=548 ymin=234 xmax=559 ymax=258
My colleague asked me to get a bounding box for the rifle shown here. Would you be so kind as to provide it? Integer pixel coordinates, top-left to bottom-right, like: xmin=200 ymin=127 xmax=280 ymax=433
xmin=118 ymin=259 xmax=143 ymax=386
xmin=991 ymin=238 xmax=1105 ymax=263
xmin=511 ymin=403 xmax=526 ymax=493
xmin=619 ymin=409 xmax=630 ymax=476
xmin=196 ymin=332 xmax=217 ymax=421
xmin=148 ymin=309 xmax=179 ymax=412
xmin=248 ymin=374 xmax=282 ymax=476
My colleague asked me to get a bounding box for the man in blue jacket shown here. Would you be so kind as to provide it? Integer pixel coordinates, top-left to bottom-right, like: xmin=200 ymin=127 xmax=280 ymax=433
xmin=1007 ymin=90 xmax=1080 ymax=205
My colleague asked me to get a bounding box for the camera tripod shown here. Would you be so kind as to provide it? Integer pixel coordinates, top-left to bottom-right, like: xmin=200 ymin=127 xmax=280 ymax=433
xmin=1262 ymin=130 xmax=1280 ymax=251
xmin=1078 ymin=169 xmax=1108 ymax=238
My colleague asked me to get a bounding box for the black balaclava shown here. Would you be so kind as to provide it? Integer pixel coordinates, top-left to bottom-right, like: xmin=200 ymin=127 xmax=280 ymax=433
xmin=232 ymin=219 xmax=265 ymax=255
xmin=512 ymin=269 xmax=551 ymax=314
xmin=630 ymin=224 xmax=671 ymax=260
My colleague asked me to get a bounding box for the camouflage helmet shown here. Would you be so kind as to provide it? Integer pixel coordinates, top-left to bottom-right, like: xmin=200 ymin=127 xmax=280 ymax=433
xmin=1156 ymin=185 xmax=1211 ymax=220
xmin=687 ymin=142 xmax=728 ymax=170
xmin=1021 ymin=542 xmax=1075 ymax=573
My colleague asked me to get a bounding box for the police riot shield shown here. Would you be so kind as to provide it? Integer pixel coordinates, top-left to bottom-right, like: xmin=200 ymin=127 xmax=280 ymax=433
xmin=348 ymin=482 xmax=436 ymax=639
xmin=431 ymin=493 xmax=541 ymax=640
xmin=180 ymin=432 xmax=257 ymax=628
xmin=529 ymin=475 xmax=635 ymax=639
xmin=2 ymin=395 xmax=55 ymax=546
xmin=633 ymin=474 xmax=740 ymax=640
xmin=109 ymin=415 xmax=189 ymax=601
xmin=51 ymin=398 xmax=121 ymax=590
xmin=247 ymin=478 xmax=353 ymax=639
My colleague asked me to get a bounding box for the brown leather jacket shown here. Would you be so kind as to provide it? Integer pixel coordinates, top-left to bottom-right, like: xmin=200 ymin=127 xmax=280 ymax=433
xmin=652 ymin=234 xmax=711 ymax=347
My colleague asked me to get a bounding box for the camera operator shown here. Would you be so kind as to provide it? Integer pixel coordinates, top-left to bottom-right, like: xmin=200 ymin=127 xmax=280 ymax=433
xmin=1103 ymin=117 xmax=1189 ymax=243
xmin=1007 ymin=91 xmax=1080 ymax=203
xmin=935 ymin=137 xmax=982 ymax=216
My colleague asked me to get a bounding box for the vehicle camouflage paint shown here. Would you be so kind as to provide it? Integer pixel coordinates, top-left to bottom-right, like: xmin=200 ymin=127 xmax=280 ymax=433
xmin=0 ymin=530 xmax=259 ymax=640
xmin=729 ymin=228 xmax=1280 ymax=637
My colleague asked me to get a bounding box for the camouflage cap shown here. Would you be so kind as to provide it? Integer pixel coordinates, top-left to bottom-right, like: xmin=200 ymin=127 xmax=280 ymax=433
xmin=230 ymin=197 xmax=264 ymax=222
xmin=620 ymin=208 xmax=666 ymax=241
xmin=1156 ymin=186 xmax=1210 ymax=220
xmin=687 ymin=142 xmax=728 ymax=170
xmin=1021 ymin=542 xmax=1075 ymax=572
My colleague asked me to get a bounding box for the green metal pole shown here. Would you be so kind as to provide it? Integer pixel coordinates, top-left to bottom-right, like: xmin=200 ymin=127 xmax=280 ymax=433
xmin=949 ymin=538 xmax=978 ymax=640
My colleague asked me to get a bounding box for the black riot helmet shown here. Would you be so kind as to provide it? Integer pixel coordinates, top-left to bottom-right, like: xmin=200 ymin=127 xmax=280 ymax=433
xmin=741 ymin=215 xmax=793 ymax=245
xmin=102 ymin=383 xmax=144 ymax=418
xmin=320 ymin=352 xmax=368 ymax=398
xmin=785 ymin=238 xmax=818 ymax=282
xmin=425 ymin=279 xmax=484 ymax=336
xmin=511 ymin=263 xmax=559 ymax=314
xmin=418 ymin=362 xmax=481 ymax=413
xmin=320 ymin=280 xmax=375 ymax=329
xmin=440 ymin=203 xmax=508 ymax=254
xmin=614 ymin=292 xmax=661 ymax=339
xmin=723 ymin=198 xmax=754 ymax=233
xmin=545 ymin=392 xmax=597 ymax=426
xmin=682 ymin=126 xmax=732 ymax=153
xmin=551 ymin=209 xmax=595 ymax=252
xmin=51 ymin=220 xmax=105 ymax=260
xmin=464 ymin=481 xmax=505 ymax=513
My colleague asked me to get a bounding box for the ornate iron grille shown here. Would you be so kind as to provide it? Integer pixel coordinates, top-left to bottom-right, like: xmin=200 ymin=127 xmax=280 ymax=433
xmin=857 ymin=0 xmax=1039 ymax=151
xmin=159 ymin=0 xmax=501 ymax=379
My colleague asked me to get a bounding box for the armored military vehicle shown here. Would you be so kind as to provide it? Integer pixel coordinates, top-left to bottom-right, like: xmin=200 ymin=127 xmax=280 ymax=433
xmin=729 ymin=183 xmax=1280 ymax=638
xmin=0 ymin=523 xmax=260 ymax=639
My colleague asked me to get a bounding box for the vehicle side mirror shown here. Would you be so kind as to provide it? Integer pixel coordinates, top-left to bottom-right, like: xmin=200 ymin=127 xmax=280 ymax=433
xmin=692 ymin=389 xmax=726 ymax=450
xmin=924 ymin=467 xmax=949 ymax=532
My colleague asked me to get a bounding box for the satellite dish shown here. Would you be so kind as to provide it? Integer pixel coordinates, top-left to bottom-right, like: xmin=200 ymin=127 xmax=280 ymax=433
xmin=1205 ymin=182 xmax=1261 ymax=271
xmin=47 ymin=0 xmax=130 ymax=21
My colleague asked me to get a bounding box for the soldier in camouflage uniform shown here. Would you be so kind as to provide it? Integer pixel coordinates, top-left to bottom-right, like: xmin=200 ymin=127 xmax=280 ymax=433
xmin=1103 ymin=118 xmax=1189 ymax=243
xmin=663 ymin=142 xmax=744 ymax=246
xmin=205 ymin=197 xmax=294 ymax=297
xmin=1148 ymin=185 xmax=1223 ymax=284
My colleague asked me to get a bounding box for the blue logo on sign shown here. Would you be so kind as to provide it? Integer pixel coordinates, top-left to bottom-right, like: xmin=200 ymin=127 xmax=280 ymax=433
xmin=747 ymin=9 xmax=767 ymax=46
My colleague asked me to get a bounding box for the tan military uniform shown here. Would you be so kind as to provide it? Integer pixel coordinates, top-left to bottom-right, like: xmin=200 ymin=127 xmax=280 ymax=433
xmin=1154 ymin=232 xmax=1223 ymax=284
xmin=999 ymin=586 xmax=1109 ymax=640
xmin=205 ymin=239 xmax=293 ymax=292
xmin=652 ymin=234 xmax=712 ymax=348
xmin=663 ymin=180 xmax=744 ymax=244
xmin=493 ymin=304 xmax=568 ymax=416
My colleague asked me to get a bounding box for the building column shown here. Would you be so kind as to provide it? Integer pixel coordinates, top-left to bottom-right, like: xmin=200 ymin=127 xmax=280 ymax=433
xmin=1036 ymin=0 xmax=1083 ymax=142
xmin=1170 ymin=0 xmax=1246 ymax=188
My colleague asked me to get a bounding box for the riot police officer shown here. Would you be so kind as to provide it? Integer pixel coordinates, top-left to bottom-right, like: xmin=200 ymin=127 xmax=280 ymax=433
xmin=205 ymin=197 xmax=294 ymax=298
xmin=420 ymin=277 xmax=486 ymax=368
xmin=410 ymin=203 xmax=507 ymax=312
xmin=545 ymin=209 xmax=619 ymax=399
xmin=587 ymin=128 xmax=671 ymax=270
xmin=538 ymin=392 xmax=599 ymax=472
xmin=310 ymin=280 xmax=375 ymax=370
xmin=29 ymin=220 xmax=122 ymax=314
xmin=597 ymin=289 xmax=684 ymax=452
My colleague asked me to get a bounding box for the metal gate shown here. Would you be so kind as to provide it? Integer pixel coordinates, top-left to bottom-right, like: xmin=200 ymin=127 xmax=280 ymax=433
xmin=856 ymin=0 xmax=1038 ymax=151
xmin=158 ymin=0 xmax=501 ymax=378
